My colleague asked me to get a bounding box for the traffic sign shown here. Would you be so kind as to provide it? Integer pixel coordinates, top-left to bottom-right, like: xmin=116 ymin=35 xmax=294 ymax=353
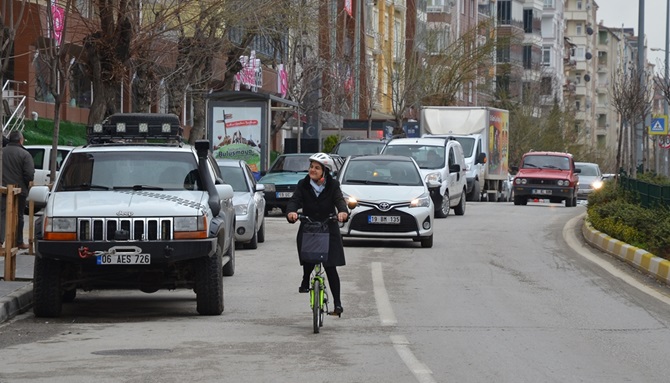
xmin=650 ymin=115 xmax=668 ymax=135
xmin=660 ymin=135 xmax=670 ymax=149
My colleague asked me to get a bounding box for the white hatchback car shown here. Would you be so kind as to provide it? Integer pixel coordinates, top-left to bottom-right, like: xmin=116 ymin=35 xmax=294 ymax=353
xmin=338 ymin=155 xmax=435 ymax=248
xmin=217 ymin=159 xmax=266 ymax=249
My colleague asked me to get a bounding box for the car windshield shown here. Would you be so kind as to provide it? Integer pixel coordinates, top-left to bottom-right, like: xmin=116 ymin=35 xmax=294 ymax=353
xmin=335 ymin=141 xmax=385 ymax=156
xmin=219 ymin=166 xmax=249 ymax=192
xmin=382 ymin=145 xmax=444 ymax=169
xmin=576 ymin=164 xmax=600 ymax=176
xmin=522 ymin=155 xmax=570 ymax=170
xmin=269 ymin=155 xmax=311 ymax=172
xmin=342 ymin=159 xmax=423 ymax=186
xmin=56 ymin=151 xmax=201 ymax=191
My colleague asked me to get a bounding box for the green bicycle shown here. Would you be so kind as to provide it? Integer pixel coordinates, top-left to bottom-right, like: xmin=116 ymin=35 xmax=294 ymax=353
xmin=297 ymin=213 xmax=342 ymax=333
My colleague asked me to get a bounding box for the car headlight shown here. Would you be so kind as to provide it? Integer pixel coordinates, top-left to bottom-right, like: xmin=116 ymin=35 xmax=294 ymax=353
xmin=557 ymin=180 xmax=568 ymax=186
xmin=515 ymin=178 xmax=526 ymax=185
xmin=43 ymin=217 xmax=77 ymax=241
xmin=592 ymin=180 xmax=604 ymax=190
xmin=424 ymin=172 xmax=442 ymax=184
xmin=263 ymin=183 xmax=276 ymax=193
xmin=173 ymin=216 xmax=207 ymax=239
xmin=234 ymin=203 xmax=249 ymax=215
xmin=410 ymin=193 xmax=431 ymax=208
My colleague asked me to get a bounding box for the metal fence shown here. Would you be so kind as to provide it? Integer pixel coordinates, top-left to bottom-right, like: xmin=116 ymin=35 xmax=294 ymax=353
xmin=619 ymin=175 xmax=670 ymax=208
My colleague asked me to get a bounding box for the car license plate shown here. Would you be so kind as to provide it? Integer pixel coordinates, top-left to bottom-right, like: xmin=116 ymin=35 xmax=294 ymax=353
xmin=368 ymin=215 xmax=400 ymax=224
xmin=532 ymin=189 xmax=552 ymax=195
xmin=97 ymin=254 xmax=150 ymax=265
xmin=276 ymin=192 xmax=293 ymax=198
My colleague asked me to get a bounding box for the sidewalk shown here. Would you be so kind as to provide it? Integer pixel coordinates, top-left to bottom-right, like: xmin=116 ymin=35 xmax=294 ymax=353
xmin=0 ymin=219 xmax=35 ymax=323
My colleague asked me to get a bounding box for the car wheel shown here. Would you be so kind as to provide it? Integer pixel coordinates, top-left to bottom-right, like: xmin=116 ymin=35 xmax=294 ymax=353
xmin=454 ymin=189 xmax=466 ymax=216
xmin=257 ymin=219 xmax=265 ymax=243
xmin=33 ymin=256 xmax=63 ymax=318
xmin=62 ymin=288 xmax=76 ymax=303
xmin=222 ymin=237 xmax=236 ymax=277
xmin=435 ymin=190 xmax=449 ymax=218
xmin=420 ymin=234 xmax=433 ymax=248
xmin=195 ymin=251 xmax=224 ymax=315
xmin=514 ymin=195 xmax=526 ymax=206
xmin=245 ymin=228 xmax=258 ymax=249
xmin=565 ymin=197 xmax=571 ymax=207
xmin=469 ymin=181 xmax=481 ymax=202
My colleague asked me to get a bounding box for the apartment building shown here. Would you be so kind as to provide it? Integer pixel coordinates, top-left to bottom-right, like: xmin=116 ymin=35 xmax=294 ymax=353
xmin=540 ymin=0 xmax=566 ymax=105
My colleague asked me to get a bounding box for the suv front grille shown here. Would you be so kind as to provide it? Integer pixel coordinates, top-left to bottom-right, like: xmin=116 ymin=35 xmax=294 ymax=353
xmin=78 ymin=218 xmax=173 ymax=241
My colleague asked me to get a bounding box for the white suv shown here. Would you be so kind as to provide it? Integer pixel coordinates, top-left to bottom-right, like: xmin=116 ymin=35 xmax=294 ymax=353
xmin=381 ymin=137 xmax=467 ymax=218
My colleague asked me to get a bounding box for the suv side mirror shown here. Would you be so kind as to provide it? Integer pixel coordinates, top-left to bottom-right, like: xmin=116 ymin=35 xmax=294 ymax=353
xmin=575 ymin=168 xmax=582 ymax=173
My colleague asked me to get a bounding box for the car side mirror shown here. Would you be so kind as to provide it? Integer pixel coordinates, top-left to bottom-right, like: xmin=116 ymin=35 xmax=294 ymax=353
xmin=449 ymin=164 xmax=461 ymax=173
xmin=575 ymin=168 xmax=582 ymax=173
xmin=255 ymin=184 xmax=265 ymax=192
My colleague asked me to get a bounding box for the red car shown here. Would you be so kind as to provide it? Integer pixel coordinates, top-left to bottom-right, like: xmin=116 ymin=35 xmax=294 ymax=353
xmin=511 ymin=151 xmax=581 ymax=207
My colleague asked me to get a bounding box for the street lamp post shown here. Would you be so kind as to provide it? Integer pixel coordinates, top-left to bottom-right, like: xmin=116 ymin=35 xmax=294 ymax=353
xmin=653 ymin=1 xmax=670 ymax=176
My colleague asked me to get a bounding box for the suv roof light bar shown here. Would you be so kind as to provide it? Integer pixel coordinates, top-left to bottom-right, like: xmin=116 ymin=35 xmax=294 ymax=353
xmin=87 ymin=113 xmax=183 ymax=145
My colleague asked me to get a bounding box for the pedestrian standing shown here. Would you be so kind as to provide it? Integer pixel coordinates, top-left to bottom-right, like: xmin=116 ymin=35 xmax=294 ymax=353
xmin=1 ymin=131 xmax=35 ymax=249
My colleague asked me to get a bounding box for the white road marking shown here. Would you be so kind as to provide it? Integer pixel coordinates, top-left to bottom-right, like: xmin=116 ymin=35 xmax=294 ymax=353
xmin=564 ymin=214 xmax=670 ymax=305
xmin=372 ymin=262 xmax=397 ymax=326
xmin=391 ymin=335 xmax=437 ymax=383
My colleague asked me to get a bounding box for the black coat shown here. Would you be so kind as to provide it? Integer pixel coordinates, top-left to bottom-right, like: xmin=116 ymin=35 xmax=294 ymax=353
xmin=287 ymin=173 xmax=348 ymax=267
xmin=3 ymin=142 xmax=35 ymax=197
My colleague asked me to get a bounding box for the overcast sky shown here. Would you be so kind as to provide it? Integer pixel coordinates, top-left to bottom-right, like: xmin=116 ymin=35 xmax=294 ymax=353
xmin=596 ymin=0 xmax=668 ymax=70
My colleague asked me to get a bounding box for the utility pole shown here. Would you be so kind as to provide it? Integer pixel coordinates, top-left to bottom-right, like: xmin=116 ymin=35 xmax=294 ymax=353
xmin=353 ymin=0 xmax=361 ymax=119
xmin=636 ymin=0 xmax=646 ymax=175
xmin=665 ymin=0 xmax=670 ymax=176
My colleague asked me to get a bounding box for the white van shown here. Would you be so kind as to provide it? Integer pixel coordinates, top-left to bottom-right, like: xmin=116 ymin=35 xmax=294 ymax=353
xmin=381 ymin=137 xmax=467 ymax=218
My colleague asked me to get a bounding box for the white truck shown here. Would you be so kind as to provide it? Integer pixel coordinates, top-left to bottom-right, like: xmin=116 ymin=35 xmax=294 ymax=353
xmin=421 ymin=106 xmax=509 ymax=202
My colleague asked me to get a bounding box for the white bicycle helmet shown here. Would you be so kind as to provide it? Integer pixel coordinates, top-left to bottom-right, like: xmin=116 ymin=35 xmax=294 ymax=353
xmin=309 ymin=152 xmax=335 ymax=172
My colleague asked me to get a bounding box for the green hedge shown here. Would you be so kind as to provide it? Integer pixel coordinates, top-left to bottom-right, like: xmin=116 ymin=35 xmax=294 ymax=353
xmin=22 ymin=119 xmax=88 ymax=146
xmin=587 ymin=180 xmax=670 ymax=259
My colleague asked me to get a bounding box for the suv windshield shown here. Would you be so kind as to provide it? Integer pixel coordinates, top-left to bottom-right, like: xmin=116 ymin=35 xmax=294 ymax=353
xmin=56 ymin=151 xmax=201 ymax=191
xmin=522 ymin=155 xmax=570 ymax=170
xmin=382 ymin=145 xmax=445 ymax=169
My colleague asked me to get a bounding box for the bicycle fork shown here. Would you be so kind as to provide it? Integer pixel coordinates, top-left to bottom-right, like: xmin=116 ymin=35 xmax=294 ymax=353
xmin=310 ymin=275 xmax=328 ymax=312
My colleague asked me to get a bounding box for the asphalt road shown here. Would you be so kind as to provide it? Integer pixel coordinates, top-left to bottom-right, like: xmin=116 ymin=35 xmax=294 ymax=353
xmin=1 ymin=201 xmax=670 ymax=383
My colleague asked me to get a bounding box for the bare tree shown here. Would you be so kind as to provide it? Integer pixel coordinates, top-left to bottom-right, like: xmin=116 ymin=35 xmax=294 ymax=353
xmin=611 ymin=60 xmax=652 ymax=178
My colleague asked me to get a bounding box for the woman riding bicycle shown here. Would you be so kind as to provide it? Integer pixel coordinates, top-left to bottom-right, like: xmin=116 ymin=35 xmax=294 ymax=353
xmin=286 ymin=152 xmax=349 ymax=315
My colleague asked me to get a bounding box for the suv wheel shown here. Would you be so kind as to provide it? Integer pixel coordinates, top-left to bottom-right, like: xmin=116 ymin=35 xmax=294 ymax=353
xmin=33 ymin=256 xmax=63 ymax=318
xmin=435 ymin=190 xmax=450 ymax=218
xmin=195 ymin=252 xmax=224 ymax=315
xmin=245 ymin=228 xmax=258 ymax=249
xmin=257 ymin=220 xmax=265 ymax=243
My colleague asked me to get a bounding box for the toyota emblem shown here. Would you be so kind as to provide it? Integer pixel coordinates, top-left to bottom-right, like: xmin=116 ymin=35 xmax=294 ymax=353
xmin=378 ymin=202 xmax=391 ymax=211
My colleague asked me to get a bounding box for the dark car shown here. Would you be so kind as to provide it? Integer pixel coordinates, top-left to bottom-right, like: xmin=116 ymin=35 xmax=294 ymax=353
xmin=511 ymin=151 xmax=581 ymax=207
xmin=258 ymin=153 xmax=314 ymax=215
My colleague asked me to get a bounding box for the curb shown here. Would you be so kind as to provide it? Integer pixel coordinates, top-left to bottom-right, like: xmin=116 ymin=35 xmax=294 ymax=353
xmin=582 ymin=220 xmax=670 ymax=285
xmin=0 ymin=284 xmax=33 ymax=324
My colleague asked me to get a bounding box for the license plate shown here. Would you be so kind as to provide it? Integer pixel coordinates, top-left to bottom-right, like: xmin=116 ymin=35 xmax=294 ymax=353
xmin=532 ymin=189 xmax=552 ymax=195
xmin=276 ymin=192 xmax=293 ymax=198
xmin=97 ymin=254 xmax=150 ymax=265
xmin=368 ymin=215 xmax=400 ymax=224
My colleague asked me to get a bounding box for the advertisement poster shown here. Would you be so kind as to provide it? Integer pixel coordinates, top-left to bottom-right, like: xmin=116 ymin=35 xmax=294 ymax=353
xmin=211 ymin=106 xmax=263 ymax=177
xmin=487 ymin=109 xmax=509 ymax=176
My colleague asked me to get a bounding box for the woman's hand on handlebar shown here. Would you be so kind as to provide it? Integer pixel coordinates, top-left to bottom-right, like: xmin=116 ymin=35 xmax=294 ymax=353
xmin=287 ymin=212 xmax=298 ymax=223
xmin=337 ymin=212 xmax=348 ymax=222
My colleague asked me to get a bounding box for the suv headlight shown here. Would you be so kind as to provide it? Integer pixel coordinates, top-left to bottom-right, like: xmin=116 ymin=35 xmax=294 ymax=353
xmin=44 ymin=217 xmax=77 ymax=240
xmin=592 ymin=180 xmax=604 ymax=190
xmin=174 ymin=216 xmax=207 ymax=239
xmin=424 ymin=172 xmax=442 ymax=184
xmin=234 ymin=203 xmax=249 ymax=215
xmin=410 ymin=193 xmax=431 ymax=208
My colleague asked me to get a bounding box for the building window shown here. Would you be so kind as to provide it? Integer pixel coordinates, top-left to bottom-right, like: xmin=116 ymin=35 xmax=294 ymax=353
xmin=577 ymin=1 xmax=583 ymax=10
xmin=523 ymin=9 xmax=533 ymax=33
xmin=497 ymin=46 xmax=511 ymax=63
xmin=540 ymin=77 xmax=552 ymax=96
xmin=576 ymin=23 xmax=582 ymax=35
xmin=34 ymin=55 xmax=54 ymax=103
xmin=461 ymin=0 xmax=465 ymax=14
xmin=576 ymin=101 xmax=581 ymax=110
xmin=542 ymin=46 xmax=551 ymax=66
xmin=69 ymin=63 xmax=92 ymax=108
xmin=497 ymin=0 xmax=511 ymax=25
xmin=523 ymin=45 xmax=532 ymax=69
xmin=544 ymin=0 xmax=555 ymax=8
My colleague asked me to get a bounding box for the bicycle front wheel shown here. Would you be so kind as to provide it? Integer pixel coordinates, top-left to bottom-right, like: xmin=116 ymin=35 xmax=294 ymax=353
xmin=312 ymin=279 xmax=321 ymax=334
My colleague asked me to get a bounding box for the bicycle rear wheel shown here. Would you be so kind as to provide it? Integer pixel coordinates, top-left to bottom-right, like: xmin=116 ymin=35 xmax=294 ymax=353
xmin=312 ymin=279 xmax=321 ymax=333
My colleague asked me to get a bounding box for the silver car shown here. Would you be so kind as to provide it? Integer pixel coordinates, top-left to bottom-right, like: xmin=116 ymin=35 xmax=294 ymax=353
xmin=217 ymin=159 xmax=266 ymax=249
xmin=338 ymin=155 xmax=435 ymax=248
xmin=575 ymin=162 xmax=604 ymax=200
